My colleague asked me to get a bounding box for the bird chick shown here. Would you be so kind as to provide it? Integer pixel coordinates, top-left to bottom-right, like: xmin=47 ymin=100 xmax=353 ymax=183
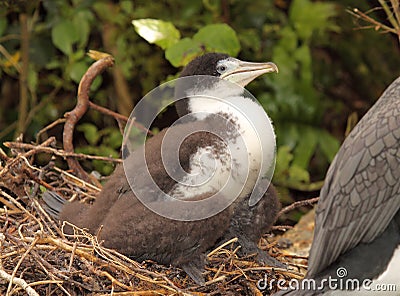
xmin=43 ymin=53 xmax=281 ymax=284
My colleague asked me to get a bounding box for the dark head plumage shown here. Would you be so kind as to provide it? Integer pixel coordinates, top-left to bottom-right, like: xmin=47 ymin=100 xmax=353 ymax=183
xmin=179 ymin=52 xmax=230 ymax=77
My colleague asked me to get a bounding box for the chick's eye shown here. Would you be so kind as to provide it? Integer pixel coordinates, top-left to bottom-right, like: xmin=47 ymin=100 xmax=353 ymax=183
xmin=216 ymin=65 xmax=227 ymax=73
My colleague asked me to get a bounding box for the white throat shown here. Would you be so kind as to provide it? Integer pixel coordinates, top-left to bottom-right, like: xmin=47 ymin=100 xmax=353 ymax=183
xmin=175 ymin=81 xmax=276 ymax=201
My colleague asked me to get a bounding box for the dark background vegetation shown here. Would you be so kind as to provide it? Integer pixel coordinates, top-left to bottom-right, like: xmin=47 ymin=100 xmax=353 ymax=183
xmin=1 ymin=0 xmax=399 ymax=221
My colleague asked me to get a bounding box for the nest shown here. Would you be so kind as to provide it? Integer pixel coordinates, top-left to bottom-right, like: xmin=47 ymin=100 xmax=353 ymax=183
xmin=0 ymin=137 xmax=309 ymax=296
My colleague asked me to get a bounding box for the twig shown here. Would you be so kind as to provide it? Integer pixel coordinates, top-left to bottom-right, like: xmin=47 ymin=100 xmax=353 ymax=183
xmin=204 ymin=275 xmax=226 ymax=286
xmin=89 ymin=101 xmax=129 ymax=122
xmin=378 ymin=0 xmax=400 ymax=32
xmin=63 ymin=54 xmax=115 ymax=184
xmin=207 ymin=237 xmax=238 ymax=257
xmin=391 ymin=0 xmax=400 ymax=29
xmin=35 ymin=117 xmax=66 ymax=144
xmin=6 ymin=235 xmax=40 ymax=295
xmin=68 ymin=243 xmax=77 ymax=272
xmin=349 ymin=8 xmax=397 ymax=34
xmin=0 ymin=269 xmax=39 ymax=296
xmin=0 ymin=44 xmax=21 ymax=73
xmin=278 ymin=197 xmax=319 ymax=217
xmin=88 ymin=101 xmax=153 ymax=136
xmin=0 ymin=189 xmax=44 ymax=232
xmin=4 ymin=141 xmax=122 ymax=163
xmin=271 ymin=225 xmax=294 ymax=231
xmin=53 ymin=166 xmax=101 ymax=192
xmin=93 ymin=268 xmax=133 ymax=291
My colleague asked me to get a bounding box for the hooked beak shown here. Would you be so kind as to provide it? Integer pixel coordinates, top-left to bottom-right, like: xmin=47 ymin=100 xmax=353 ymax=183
xmin=220 ymin=59 xmax=279 ymax=87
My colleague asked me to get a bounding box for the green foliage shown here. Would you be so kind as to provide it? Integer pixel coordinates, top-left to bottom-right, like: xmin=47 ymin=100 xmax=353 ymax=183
xmin=165 ymin=38 xmax=203 ymax=67
xmin=132 ymin=19 xmax=181 ymax=49
xmin=133 ymin=21 xmax=241 ymax=67
xmin=290 ymin=0 xmax=339 ymax=40
xmin=259 ymin=0 xmax=340 ymax=182
xmin=76 ymin=123 xmax=122 ymax=176
xmin=275 ymin=146 xmax=310 ymax=185
xmin=2 ymin=0 xmax=399 ymax=191
xmin=51 ymin=20 xmax=79 ymax=55
xmin=193 ymin=24 xmax=240 ymax=57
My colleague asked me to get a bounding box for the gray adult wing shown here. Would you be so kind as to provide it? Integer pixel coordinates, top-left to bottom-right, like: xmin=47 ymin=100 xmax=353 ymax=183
xmin=306 ymin=77 xmax=400 ymax=277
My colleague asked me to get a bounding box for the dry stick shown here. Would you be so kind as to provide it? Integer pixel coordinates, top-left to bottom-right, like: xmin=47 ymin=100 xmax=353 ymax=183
xmin=26 ymin=247 xmax=73 ymax=296
xmin=88 ymin=101 xmax=129 ymax=123
xmin=207 ymin=237 xmax=238 ymax=257
xmin=0 ymin=269 xmax=39 ymax=296
xmin=391 ymin=0 xmax=400 ymax=29
xmin=350 ymin=8 xmax=397 ymax=34
xmin=92 ymin=268 xmax=133 ymax=291
xmin=271 ymin=225 xmax=294 ymax=231
xmin=53 ymin=167 xmax=101 ymax=192
xmin=379 ymin=0 xmax=400 ymax=32
xmin=0 ymin=189 xmax=44 ymax=233
xmin=30 ymin=197 xmax=61 ymax=238
xmin=0 ymin=196 xmax=20 ymax=213
xmin=4 ymin=141 xmax=122 ymax=163
xmin=88 ymin=101 xmax=154 ymax=136
xmin=1 ymin=139 xmax=58 ymax=192
xmin=68 ymin=243 xmax=77 ymax=272
xmin=35 ymin=232 xmax=179 ymax=293
xmin=6 ymin=236 xmax=40 ymax=295
xmin=92 ymin=242 xmax=181 ymax=293
xmin=278 ymin=197 xmax=319 ymax=217
xmin=35 ymin=236 xmax=101 ymax=264
xmin=63 ymin=55 xmax=115 ymax=184
xmin=1 ymin=137 xmax=56 ymax=177
xmin=0 ymin=44 xmax=21 ymax=73
xmin=35 ymin=118 xmax=66 ymax=143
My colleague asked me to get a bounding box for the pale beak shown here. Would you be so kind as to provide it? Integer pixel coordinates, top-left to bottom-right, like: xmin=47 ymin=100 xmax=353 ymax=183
xmin=220 ymin=59 xmax=279 ymax=87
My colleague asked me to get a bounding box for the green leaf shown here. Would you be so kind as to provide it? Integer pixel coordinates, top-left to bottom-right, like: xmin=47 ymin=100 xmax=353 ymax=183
xmin=51 ymin=20 xmax=79 ymax=55
xmin=69 ymin=61 xmax=88 ymax=83
xmin=77 ymin=123 xmax=100 ymax=146
xmin=290 ymin=0 xmax=337 ymax=41
xmin=121 ymin=0 xmax=133 ymax=13
xmin=288 ymin=164 xmax=310 ymax=183
xmin=193 ymin=24 xmax=240 ymax=57
xmin=73 ymin=10 xmax=93 ymax=48
xmin=27 ymin=65 xmax=38 ymax=93
xmin=101 ymin=127 xmax=123 ymax=149
xmin=318 ymin=130 xmax=340 ymax=163
xmin=275 ymin=145 xmax=293 ymax=175
xmin=132 ymin=19 xmax=181 ymax=49
xmin=292 ymin=125 xmax=318 ymax=169
xmin=165 ymin=38 xmax=203 ymax=67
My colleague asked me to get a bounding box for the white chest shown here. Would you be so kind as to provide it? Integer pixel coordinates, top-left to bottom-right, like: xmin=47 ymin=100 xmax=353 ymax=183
xmin=171 ymin=93 xmax=275 ymax=203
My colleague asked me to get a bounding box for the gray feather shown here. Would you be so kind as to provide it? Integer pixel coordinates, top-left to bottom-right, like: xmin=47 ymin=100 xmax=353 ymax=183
xmin=307 ymin=76 xmax=400 ymax=277
xmin=42 ymin=191 xmax=66 ymax=219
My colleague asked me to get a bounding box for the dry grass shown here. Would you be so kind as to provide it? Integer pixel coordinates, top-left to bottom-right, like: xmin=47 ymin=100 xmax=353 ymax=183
xmin=0 ymin=139 xmax=307 ymax=295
